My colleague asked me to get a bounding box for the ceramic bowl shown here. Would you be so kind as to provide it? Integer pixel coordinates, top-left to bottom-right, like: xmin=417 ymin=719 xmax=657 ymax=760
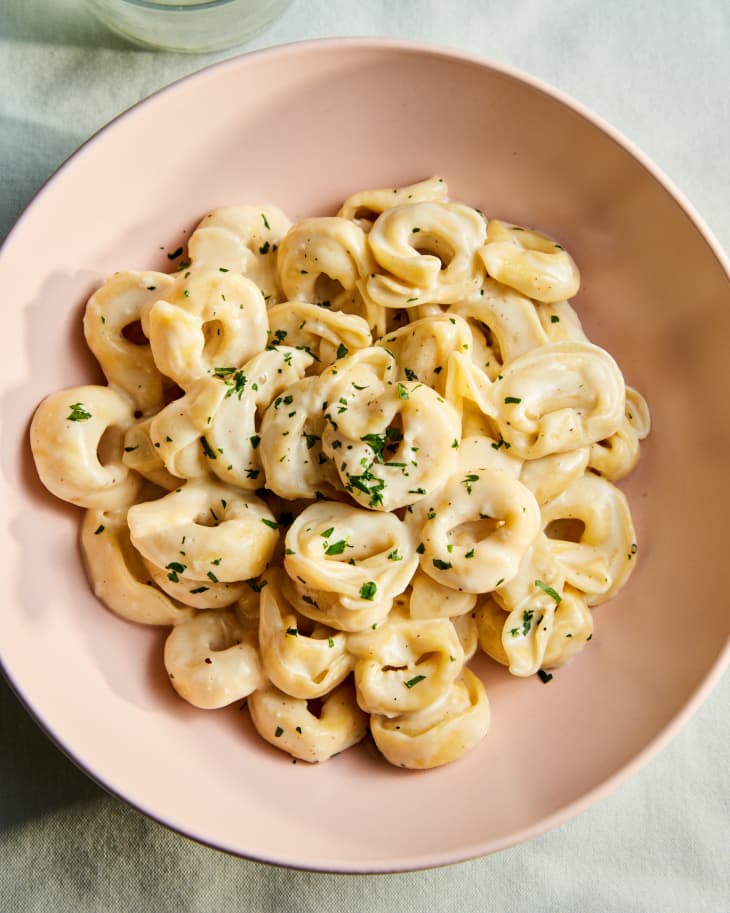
xmin=1 ymin=39 xmax=728 ymax=872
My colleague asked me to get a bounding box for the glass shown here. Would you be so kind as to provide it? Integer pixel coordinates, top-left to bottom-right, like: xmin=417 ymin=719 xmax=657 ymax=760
xmin=85 ymin=0 xmax=293 ymax=53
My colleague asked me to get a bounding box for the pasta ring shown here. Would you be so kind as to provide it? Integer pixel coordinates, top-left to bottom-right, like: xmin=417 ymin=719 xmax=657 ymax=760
xmin=365 ymin=201 xmax=486 ymax=308
xmin=284 ymin=500 xmax=418 ymax=610
xmin=321 ymin=356 xmax=461 ymax=511
xmin=277 ymin=217 xmax=375 ymax=317
xmin=449 ymin=278 xmax=549 ymax=380
xmin=259 ymin=375 xmax=342 ymax=500
xmin=30 ymin=384 xmax=142 ymax=509
xmin=83 ymin=269 xmax=176 ymax=414
xmin=337 ymin=176 xmax=450 ymax=227
xmin=479 ymin=220 xmax=580 ymax=303
xmin=258 ymin=568 xmax=353 ymax=699
xmin=266 ymin=300 xmax=372 ymax=369
xmin=247 ymin=681 xmax=368 ymax=763
xmin=281 ymin=574 xmax=393 ymax=634
xmin=416 ymin=468 xmax=541 ymax=594
xmin=144 ymin=267 xmax=269 ymax=388
xmin=370 ymin=668 xmax=490 ymax=770
xmin=491 ymin=340 xmax=626 ymax=459
xmin=163 ymin=609 xmax=265 ymax=709
xmin=142 ymin=555 xmax=248 ymax=610
xmin=408 ymin=569 xmax=477 ymax=619
xmin=81 ymin=508 xmax=193 ymax=626
xmin=588 ymin=386 xmax=651 ymax=481
xmin=347 ymin=606 xmax=464 ymax=716
xmin=542 ymin=472 xmax=637 ymax=606
xmin=187 ymin=203 xmax=292 ymax=304
xmin=127 ymin=479 xmax=279 ymax=583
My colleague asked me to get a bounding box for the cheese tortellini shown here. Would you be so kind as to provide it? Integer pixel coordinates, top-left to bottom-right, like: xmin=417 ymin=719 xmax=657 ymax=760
xmin=30 ymin=177 xmax=649 ymax=770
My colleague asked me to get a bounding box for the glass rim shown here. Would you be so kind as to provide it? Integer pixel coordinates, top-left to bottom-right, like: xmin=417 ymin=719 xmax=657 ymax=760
xmin=114 ymin=0 xmax=241 ymax=11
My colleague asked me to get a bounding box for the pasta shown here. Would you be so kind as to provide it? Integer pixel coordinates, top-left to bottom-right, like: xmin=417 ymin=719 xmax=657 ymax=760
xmin=30 ymin=177 xmax=649 ymax=770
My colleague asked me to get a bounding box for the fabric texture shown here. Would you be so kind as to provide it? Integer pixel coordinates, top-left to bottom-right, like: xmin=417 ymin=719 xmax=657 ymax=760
xmin=1 ymin=1 xmax=728 ymax=910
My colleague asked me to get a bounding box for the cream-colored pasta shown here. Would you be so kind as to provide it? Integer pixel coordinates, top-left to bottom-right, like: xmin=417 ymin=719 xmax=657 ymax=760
xmin=128 ymin=479 xmax=279 ymax=583
xmin=122 ymin=416 xmax=182 ymax=490
xmin=377 ymin=313 xmax=473 ymax=395
xmin=320 ymin=348 xmax=462 ymax=511
xmin=370 ymin=668 xmax=490 ymax=769
xmin=163 ymin=609 xmax=265 ymax=709
xmin=187 ymin=204 xmax=291 ymax=304
xmin=83 ymin=270 xmax=175 ymax=414
xmin=519 ymin=447 xmax=590 ymax=504
xmin=259 ymin=375 xmax=341 ymax=500
xmin=144 ymin=267 xmax=269 ymax=388
xmin=205 ymin=346 xmax=313 ymax=489
xmin=142 ymin=555 xmax=248 ymax=610
xmin=266 ymin=300 xmax=372 ymax=369
xmin=31 ymin=385 xmax=142 ymax=509
xmin=491 ymin=341 xmax=626 ymax=459
xmin=284 ymin=500 xmax=418 ymax=611
xmin=258 ymin=568 xmax=353 ymax=699
xmin=408 ymin=569 xmax=477 ymax=619
xmin=281 ymin=573 xmax=394 ymax=634
xmin=476 ymin=585 xmax=593 ymax=675
xmin=414 ymin=468 xmax=541 ymax=593
xmin=541 ymin=472 xmax=637 ymax=606
xmin=347 ymin=606 xmax=464 ymax=716
xmin=248 ymin=681 xmax=368 ymax=763
xmin=588 ymin=386 xmax=651 ymax=481
xmin=277 ymin=217 xmax=374 ymax=320
xmin=450 ymin=279 xmax=550 ymax=380
xmin=536 ymin=299 xmax=589 ymax=342
xmin=81 ymin=507 xmax=193 ymax=626
xmin=480 ymin=220 xmax=580 ymax=303
xmin=365 ymin=201 xmax=486 ymax=308
xmin=31 ymin=176 xmax=649 ymax=770
xmin=337 ymin=175 xmax=450 ymax=227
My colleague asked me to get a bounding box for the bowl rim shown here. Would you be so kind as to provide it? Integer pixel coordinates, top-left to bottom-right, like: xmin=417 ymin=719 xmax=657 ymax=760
xmin=1 ymin=36 xmax=728 ymax=872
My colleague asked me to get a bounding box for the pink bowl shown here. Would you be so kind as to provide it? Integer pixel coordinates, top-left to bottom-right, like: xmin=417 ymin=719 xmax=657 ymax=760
xmin=1 ymin=39 xmax=728 ymax=872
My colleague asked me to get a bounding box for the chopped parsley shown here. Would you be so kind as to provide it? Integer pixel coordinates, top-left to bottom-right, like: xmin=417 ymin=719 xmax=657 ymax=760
xmin=165 ymin=561 xmax=186 ymax=583
xmin=200 ymin=436 xmax=217 ymax=459
xmin=432 ymin=559 xmax=452 ymax=570
xmin=359 ymin=581 xmax=377 ymax=601
xmin=537 ymin=669 xmax=553 ymax=684
xmin=534 ymin=579 xmax=562 ymax=604
xmin=404 ymin=674 xmax=426 ymax=688
xmin=325 ymin=540 xmax=348 ymax=556
xmin=462 ymin=473 xmax=479 ymax=494
xmin=261 ymin=518 xmax=279 ymax=530
xmin=67 ymin=403 xmax=92 ymax=422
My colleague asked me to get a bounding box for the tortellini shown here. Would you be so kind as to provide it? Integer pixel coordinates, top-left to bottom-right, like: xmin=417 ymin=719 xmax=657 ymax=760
xmin=30 ymin=177 xmax=649 ymax=771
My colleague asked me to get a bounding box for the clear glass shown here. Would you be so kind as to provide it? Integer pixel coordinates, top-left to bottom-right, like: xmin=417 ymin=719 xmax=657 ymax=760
xmin=85 ymin=0 xmax=293 ymax=53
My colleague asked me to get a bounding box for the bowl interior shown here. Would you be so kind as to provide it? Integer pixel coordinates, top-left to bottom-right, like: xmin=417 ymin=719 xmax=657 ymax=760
xmin=1 ymin=40 xmax=728 ymax=872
